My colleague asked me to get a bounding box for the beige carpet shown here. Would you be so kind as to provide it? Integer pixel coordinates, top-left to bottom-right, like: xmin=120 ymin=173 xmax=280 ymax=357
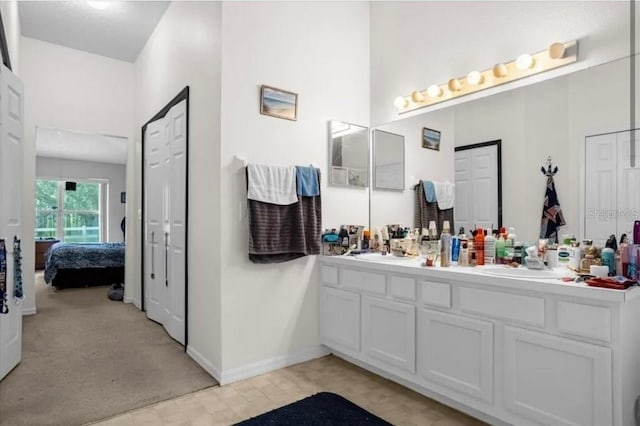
xmin=0 ymin=273 xmax=217 ymax=426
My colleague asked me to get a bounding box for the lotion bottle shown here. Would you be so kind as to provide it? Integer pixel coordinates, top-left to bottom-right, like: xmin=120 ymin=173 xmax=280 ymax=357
xmin=440 ymin=221 xmax=452 ymax=267
xmin=484 ymin=233 xmax=496 ymax=264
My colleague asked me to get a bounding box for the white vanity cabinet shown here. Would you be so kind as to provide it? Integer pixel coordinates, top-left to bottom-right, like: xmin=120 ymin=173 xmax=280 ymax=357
xmin=362 ymin=295 xmax=415 ymax=373
xmin=418 ymin=309 xmax=493 ymax=404
xmin=503 ymin=326 xmax=612 ymax=426
xmin=319 ymin=256 xmax=640 ymax=426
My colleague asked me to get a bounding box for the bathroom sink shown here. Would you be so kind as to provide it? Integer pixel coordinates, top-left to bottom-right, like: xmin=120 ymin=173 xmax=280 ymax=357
xmin=475 ymin=265 xmax=570 ymax=280
xmin=353 ymin=253 xmax=419 ymax=264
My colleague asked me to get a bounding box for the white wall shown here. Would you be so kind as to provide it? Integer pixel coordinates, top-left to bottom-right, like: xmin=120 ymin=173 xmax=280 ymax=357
xmin=133 ymin=1 xmax=223 ymax=371
xmin=19 ymin=37 xmax=134 ymax=314
xmin=36 ymin=157 xmax=126 ymax=242
xmin=371 ymin=108 xmax=455 ymax=228
xmin=0 ymin=0 xmax=20 ymax=75
xmin=370 ymin=1 xmax=633 ymax=126
xmin=218 ymin=1 xmax=370 ymax=377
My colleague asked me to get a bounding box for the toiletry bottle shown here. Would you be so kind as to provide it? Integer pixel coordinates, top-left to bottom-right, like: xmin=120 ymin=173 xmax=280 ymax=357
xmin=569 ymin=241 xmax=582 ymax=271
xmin=620 ymin=241 xmax=630 ymax=277
xmin=601 ymin=247 xmax=615 ymax=276
xmin=628 ymin=245 xmax=637 ymax=279
xmin=495 ymin=234 xmax=505 ymax=264
xmin=484 ymin=232 xmax=496 ymax=264
xmin=504 ymin=228 xmax=515 ymax=261
xmin=451 ymin=233 xmax=460 ymax=263
xmin=634 ymin=220 xmax=640 ymax=245
xmin=425 ymin=222 xmax=438 ymax=266
xmin=459 ymin=240 xmax=469 ymax=266
xmin=475 ymin=227 xmax=485 ymax=266
xmin=440 ymin=221 xmax=452 ymax=267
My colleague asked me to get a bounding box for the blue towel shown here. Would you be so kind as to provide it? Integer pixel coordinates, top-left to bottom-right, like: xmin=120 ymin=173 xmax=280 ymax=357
xmin=296 ymin=166 xmax=320 ymax=196
xmin=422 ymin=180 xmax=436 ymax=202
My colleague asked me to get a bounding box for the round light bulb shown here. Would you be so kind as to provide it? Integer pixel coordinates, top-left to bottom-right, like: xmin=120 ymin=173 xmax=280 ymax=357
xmin=427 ymin=85 xmax=442 ymax=98
xmin=467 ymin=71 xmax=484 ymax=85
xmin=411 ymin=91 xmax=425 ymax=103
xmin=492 ymin=63 xmax=508 ymax=78
xmin=448 ymin=78 xmax=462 ymax=92
xmin=393 ymin=96 xmax=408 ymax=109
xmin=548 ymin=42 xmax=566 ymax=59
xmin=516 ymin=54 xmax=534 ymax=70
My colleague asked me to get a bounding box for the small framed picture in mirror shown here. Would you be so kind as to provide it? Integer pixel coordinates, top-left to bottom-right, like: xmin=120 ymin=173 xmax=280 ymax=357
xmin=422 ymin=127 xmax=441 ymax=151
xmin=260 ymin=85 xmax=298 ymax=121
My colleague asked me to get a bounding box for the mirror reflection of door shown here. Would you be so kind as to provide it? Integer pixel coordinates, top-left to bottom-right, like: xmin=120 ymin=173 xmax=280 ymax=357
xmin=372 ymin=129 xmax=405 ymax=191
xmin=328 ymin=120 xmax=369 ymax=188
xmin=454 ymin=141 xmax=502 ymax=233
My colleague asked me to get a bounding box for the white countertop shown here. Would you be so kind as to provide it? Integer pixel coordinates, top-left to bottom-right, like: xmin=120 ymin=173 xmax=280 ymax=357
xmin=319 ymin=254 xmax=640 ymax=303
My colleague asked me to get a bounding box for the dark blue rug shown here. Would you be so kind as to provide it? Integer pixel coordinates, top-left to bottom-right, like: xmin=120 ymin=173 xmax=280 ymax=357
xmin=234 ymin=392 xmax=392 ymax=425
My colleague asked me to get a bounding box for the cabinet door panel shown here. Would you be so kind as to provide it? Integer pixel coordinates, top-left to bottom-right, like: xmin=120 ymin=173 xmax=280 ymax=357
xmin=418 ymin=309 xmax=493 ymax=403
xmin=503 ymin=326 xmax=612 ymax=426
xmin=321 ymin=287 xmax=360 ymax=353
xmin=362 ymin=295 xmax=415 ymax=373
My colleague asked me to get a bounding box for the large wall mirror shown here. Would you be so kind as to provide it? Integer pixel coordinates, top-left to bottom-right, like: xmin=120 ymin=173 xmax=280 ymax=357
xmin=367 ymin=55 xmax=635 ymax=243
xmin=328 ymin=120 xmax=369 ymax=188
xmin=372 ymin=129 xmax=404 ymax=191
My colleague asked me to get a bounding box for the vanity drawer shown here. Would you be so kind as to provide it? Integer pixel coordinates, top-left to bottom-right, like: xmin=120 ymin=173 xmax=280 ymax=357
xmin=389 ymin=276 xmax=416 ymax=301
xmin=459 ymin=287 xmax=545 ymax=327
xmin=421 ymin=280 xmax=451 ymax=309
xmin=556 ymin=301 xmax=611 ymax=343
xmin=320 ymin=265 xmax=338 ymax=285
xmin=342 ymin=268 xmax=386 ymax=295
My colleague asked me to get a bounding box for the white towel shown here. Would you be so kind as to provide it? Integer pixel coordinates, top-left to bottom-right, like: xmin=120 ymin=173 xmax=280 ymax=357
xmin=434 ymin=181 xmax=455 ymax=209
xmin=247 ymin=163 xmax=298 ymax=205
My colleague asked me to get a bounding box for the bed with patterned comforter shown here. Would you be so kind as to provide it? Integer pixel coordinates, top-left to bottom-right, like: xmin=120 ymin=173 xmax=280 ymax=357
xmin=44 ymin=242 xmax=125 ymax=287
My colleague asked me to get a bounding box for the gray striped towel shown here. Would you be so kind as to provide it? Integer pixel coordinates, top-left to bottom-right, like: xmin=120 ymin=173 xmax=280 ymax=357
xmin=248 ymin=169 xmax=322 ymax=263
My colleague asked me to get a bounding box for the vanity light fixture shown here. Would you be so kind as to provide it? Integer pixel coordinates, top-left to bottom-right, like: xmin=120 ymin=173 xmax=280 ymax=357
xmin=393 ymin=40 xmax=578 ymax=114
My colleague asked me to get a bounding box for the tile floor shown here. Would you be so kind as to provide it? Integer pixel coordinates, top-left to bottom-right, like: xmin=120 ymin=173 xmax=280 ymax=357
xmin=91 ymin=355 xmax=485 ymax=426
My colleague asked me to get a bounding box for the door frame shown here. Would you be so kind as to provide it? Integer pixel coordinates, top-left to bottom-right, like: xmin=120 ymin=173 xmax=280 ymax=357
xmin=0 ymin=10 xmax=11 ymax=70
xmin=140 ymin=86 xmax=189 ymax=349
xmin=454 ymin=140 xmax=503 ymax=229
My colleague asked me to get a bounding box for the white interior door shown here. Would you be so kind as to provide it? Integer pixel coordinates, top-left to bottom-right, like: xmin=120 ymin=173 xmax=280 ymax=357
xmin=617 ymin=130 xmax=640 ymax=241
xmin=584 ymin=133 xmax=617 ymax=246
xmin=455 ymin=144 xmax=499 ymax=232
xmin=0 ymin=65 xmax=24 ymax=381
xmin=144 ymin=118 xmax=167 ymax=326
xmin=585 ymin=130 xmax=640 ymax=246
xmin=143 ymin=99 xmax=187 ymax=345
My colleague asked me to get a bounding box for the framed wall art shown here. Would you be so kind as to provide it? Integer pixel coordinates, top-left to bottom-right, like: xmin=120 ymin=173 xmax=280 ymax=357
xmin=260 ymin=85 xmax=298 ymax=121
xmin=422 ymin=127 xmax=441 ymax=151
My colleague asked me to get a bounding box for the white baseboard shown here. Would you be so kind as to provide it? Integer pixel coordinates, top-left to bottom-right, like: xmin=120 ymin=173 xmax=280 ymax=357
xmin=123 ymin=296 xmax=141 ymax=310
xmin=187 ymin=345 xmax=222 ymax=383
xmin=21 ymin=307 xmax=36 ymax=316
xmin=218 ymin=345 xmax=330 ymax=385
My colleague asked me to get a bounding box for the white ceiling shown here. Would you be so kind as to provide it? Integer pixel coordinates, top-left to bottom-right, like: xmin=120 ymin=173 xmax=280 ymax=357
xmin=36 ymin=127 xmax=128 ymax=165
xmin=18 ymin=1 xmax=170 ymax=62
